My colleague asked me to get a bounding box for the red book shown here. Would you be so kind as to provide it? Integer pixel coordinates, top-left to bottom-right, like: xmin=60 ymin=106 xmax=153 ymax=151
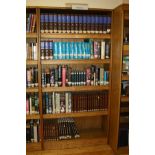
xmin=62 ymin=66 xmax=66 ymax=87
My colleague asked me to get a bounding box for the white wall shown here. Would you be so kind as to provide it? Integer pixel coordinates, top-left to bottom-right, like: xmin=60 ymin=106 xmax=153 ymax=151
xmin=26 ymin=0 xmax=129 ymax=9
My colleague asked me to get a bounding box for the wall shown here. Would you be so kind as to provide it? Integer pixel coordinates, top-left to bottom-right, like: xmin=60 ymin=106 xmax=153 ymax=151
xmin=26 ymin=0 xmax=129 ymax=9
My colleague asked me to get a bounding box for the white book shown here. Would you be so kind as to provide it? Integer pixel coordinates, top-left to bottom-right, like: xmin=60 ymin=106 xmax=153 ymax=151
xmin=68 ymin=93 xmax=72 ymax=113
xmin=100 ymin=68 xmax=104 ymax=85
xmin=29 ymin=97 xmax=32 ymax=114
xmin=33 ymin=43 xmax=37 ymax=60
xmin=65 ymin=93 xmax=69 ymax=113
xmin=56 ymin=93 xmax=60 ymax=113
xmin=33 ymin=124 xmax=38 ymax=142
xmin=101 ymin=41 xmax=105 ymax=59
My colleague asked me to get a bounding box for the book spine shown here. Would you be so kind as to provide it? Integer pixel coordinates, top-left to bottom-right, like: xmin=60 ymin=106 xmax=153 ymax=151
xmin=57 ymin=14 xmax=62 ymax=33
xmin=74 ymin=14 xmax=79 ymax=34
xmin=94 ymin=15 xmax=99 ymax=34
xmin=52 ymin=92 xmax=55 ymax=114
xmin=49 ymin=13 xmax=54 ymax=33
xmin=45 ymin=92 xmax=49 ymax=114
xmin=26 ymin=96 xmax=29 ymax=114
xmin=40 ymin=41 xmax=45 ymax=60
xmin=44 ymin=14 xmax=49 ymax=33
xmin=49 ymin=41 xmax=53 ymax=60
xmin=33 ymin=43 xmax=37 ymax=60
xmin=66 ymin=14 xmax=71 ymax=33
xmin=66 ymin=42 xmax=70 ymax=59
xmin=40 ymin=14 xmax=45 ymax=33
xmin=107 ymin=16 xmax=111 ymax=33
xmin=62 ymin=66 xmax=66 ymax=87
xmin=62 ymin=14 xmax=66 ymax=33
xmin=101 ymin=41 xmax=105 ymax=59
xmin=70 ymin=42 xmax=74 ymax=59
xmin=90 ymin=15 xmax=95 ymax=33
xmin=48 ymin=93 xmax=52 ymax=114
xmin=82 ymin=15 xmax=87 ymax=33
xmin=70 ymin=14 xmax=75 ymax=33
xmin=78 ymin=14 xmax=82 ymax=33
xmin=105 ymin=42 xmax=110 ymax=59
xmin=53 ymin=13 xmax=58 ymax=33
xmin=33 ymin=123 xmax=38 ymax=142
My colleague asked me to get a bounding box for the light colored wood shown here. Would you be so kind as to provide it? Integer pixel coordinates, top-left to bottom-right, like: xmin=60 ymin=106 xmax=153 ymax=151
xmin=26 ymin=142 xmax=42 ymax=151
xmin=43 ymin=111 xmax=108 ymax=119
xmin=26 ymin=114 xmax=40 ymax=120
xmin=122 ymin=74 xmax=129 ymax=80
xmin=42 ymin=85 xmax=109 ymax=92
xmin=26 ymin=60 xmax=38 ymax=65
xmin=43 ymin=129 xmax=107 ymax=150
xmin=26 ymin=33 xmax=37 ymax=38
xmin=41 ymin=59 xmax=110 ymax=65
xmin=41 ymin=33 xmax=111 ymax=39
xmin=121 ymin=96 xmax=129 ymax=102
xmin=26 ymin=87 xmax=38 ymax=92
xmin=26 ymin=144 xmax=114 ymax=155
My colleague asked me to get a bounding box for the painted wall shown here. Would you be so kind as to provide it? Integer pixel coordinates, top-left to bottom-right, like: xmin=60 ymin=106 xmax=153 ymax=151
xmin=26 ymin=0 xmax=129 ymax=9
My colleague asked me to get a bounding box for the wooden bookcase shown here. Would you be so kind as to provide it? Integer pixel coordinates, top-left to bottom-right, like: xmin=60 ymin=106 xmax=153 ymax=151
xmin=26 ymin=4 xmax=129 ymax=154
xmin=109 ymin=4 xmax=129 ymax=154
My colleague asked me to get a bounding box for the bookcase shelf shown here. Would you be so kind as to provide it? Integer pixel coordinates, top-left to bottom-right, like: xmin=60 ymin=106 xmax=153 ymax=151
xmin=42 ymin=85 xmax=109 ymax=92
xmin=41 ymin=33 xmax=111 ymax=39
xmin=122 ymin=74 xmax=129 ymax=80
xmin=44 ymin=128 xmax=107 ymax=150
xmin=120 ymin=107 xmax=129 ymax=113
xmin=26 ymin=33 xmax=37 ymax=38
xmin=43 ymin=111 xmax=108 ymax=119
xmin=41 ymin=59 xmax=110 ymax=65
xmin=26 ymin=142 xmax=42 ymax=151
xmin=26 ymin=60 xmax=38 ymax=65
xmin=121 ymin=96 xmax=129 ymax=102
xmin=26 ymin=114 xmax=40 ymax=120
xmin=26 ymin=87 xmax=38 ymax=93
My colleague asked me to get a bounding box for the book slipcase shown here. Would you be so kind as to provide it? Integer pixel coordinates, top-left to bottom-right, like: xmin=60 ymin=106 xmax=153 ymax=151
xmin=26 ymin=7 xmax=113 ymax=152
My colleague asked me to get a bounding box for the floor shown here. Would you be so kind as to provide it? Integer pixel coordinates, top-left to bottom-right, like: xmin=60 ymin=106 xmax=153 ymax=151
xmin=27 ymin=144 xmax=114 ymax=155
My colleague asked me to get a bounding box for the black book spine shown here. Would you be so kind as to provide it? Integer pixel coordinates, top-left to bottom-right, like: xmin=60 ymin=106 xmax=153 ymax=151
xmin=40 ymin=14 xmax=45 ymax=33
xmin=53 ymin=13 xmax=58 ymax=33
xmin=54 ymin=67 xmax=58 ymax=87
xmin=58 ymin=65 xmax=62 ymax=86
xmin=49 ymin=13 xmax=54 ymax=33
xmin=57 ymin=14 xmax=62 ymax=33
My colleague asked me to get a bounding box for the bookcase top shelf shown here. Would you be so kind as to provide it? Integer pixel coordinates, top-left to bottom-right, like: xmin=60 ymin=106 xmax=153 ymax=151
xmin=41 ymin=33 xmax=111 ymax=39
xmin=42 ymin=85 xmax=109 ymax=92
xmin=26 ymin=114 xmax=40 ymax=120
xmin=122 ymin=74 xmax=129 ymax=80
xmin=26 ymin=33 xmax=37 ymax=38
xmin=43 ymin=111 xmax=108 ymax=119
xmin=41 ymin=59 xmax=110 ymax=65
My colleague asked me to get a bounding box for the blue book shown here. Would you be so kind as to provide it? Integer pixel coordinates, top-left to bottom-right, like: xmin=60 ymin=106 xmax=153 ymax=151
xmin=70 ymin=42 xmax=74 ymax=59
xmin=44 ymin=14 xmax=49 ymax=33
xmin=53 ymin=42 xmax=58 ymax=60
xmin=58 ymin=14 xmax=62 ymax=33
xmin=74 ymin=42 xmax=78 ymax=59
xmin=78 ymin=15 xmax=82 ymax=33
xmin=40 ymin=14 xmax=44 ymax=33
xmin=87 ymin=42 xmax=91 ymax=59
xmin=74 ymin=14 xmax=79 ymax=33
xmin=86 ymin=15 xmax=91 ymax=33
xmin=40 ymin=41 xmax=45 ymax=60
xmin=49 ymin=41 xmax=53 ymax=60
xmin=70 ymin=14 xmax=75 ymax=33
xmin=85 ymin=42 xmax=89 ymax=59
xmin=66 ymin=42 xmax=70 ymax=59
xmin=82 ymin=15 xmax=87 ymax=33
xmin=49 ymin=14 xmax=54 ymax=33
xmin=62 ymin=14 xmax=66 ymax=33
xmin=78 ymin=42 xmax=82 ymax=59
xmin=94 ymin=15 xmax=99 ymax=33
xmin=45 ymin=41 xmax=49 ymax=60
xmin=58 ymin=42 xmax=62 ymax=59
xmin=107 ymin=16 xmax=111 ymax=33
xmin=53 ymin=13 xmax=58 ymax=33
xmin=90 ymin=15 xmax=95 ymax=33
xmin=62 ymin=42 xmax=66 ymax=59
xmin=66 ymin=14 xmax=71 ymax=33
xmin=81 ymin=42 xmax=85 ymax=59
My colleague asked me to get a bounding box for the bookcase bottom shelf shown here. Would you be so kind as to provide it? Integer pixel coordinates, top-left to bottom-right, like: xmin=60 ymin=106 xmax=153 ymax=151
xmin=117 ymin=146 xmax=129 ymax=154
xmin=26 ymin=142 xmax=42 ymax=151
xmin=43 ymin=129 xmax=107 ymax=150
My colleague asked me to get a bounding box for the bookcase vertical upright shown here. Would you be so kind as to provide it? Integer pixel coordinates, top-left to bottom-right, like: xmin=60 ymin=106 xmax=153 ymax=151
xmin=109 ymin=4 xmax=129 ymax=154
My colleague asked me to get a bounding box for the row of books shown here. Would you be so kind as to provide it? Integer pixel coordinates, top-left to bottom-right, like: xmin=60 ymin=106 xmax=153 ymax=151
xmin=42 ymin=91 xmax=108 ymax=114
xmin=40 ymin=40 xmax=110 ymax=60
xmin=26 ymin=67 xmax=38 ymax=88
xmin=40 ymin=13 xmax=111 ymax=34
xmin=42 ymin=65 xmax=109 ymax=87
xmin=26 ymin=13 xmax=36 ymax=33
xmin=26 ymin=119 xmax=40 ymax=143
xmin=43 ymin=118 xmax=80 ymax=140
xmin=26 ymin=42 xmax=38 ymax=60
xmin=122 ymin=56 xmax=129 ymax=74
xmin=121 ymin=81 xmax=129 ymax=96
xmin=26 ymin=93 xmax=39 ymax=115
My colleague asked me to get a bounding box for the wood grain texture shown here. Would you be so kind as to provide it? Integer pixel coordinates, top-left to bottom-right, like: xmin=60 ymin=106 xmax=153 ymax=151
xmin=117 ymin=146 xmax=129 ymax=155
xmin=109 ymin=5 xmax=124 ymax=152
xmin=41 ymin=59 xmax=110 ymax=65
xmin=26 ymin=114 xmax=40 ymax=120
xmin=26 ymin=33 xmax=37 ymax=38
xmin=26 ymin=88 xmax=38 ymax=92
xmin=121 ymin=74 xmax=129 ymax=80
xmin=27 ymin=144 xmax=114 ymax=155
xmin=43 ymin=111 xmax=108 ymax=119
xmin=26 ymin=60 xmax=38 ymax=65
xmin=42 ymin=85 xmax=109 ymax=92
xmin=41 ymin=33 xmax=111 ymax=39
xmin=26 ymin=142 xmax=42 ymax=152
xmin=121 ymin=96 xmax=129 ymax=102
